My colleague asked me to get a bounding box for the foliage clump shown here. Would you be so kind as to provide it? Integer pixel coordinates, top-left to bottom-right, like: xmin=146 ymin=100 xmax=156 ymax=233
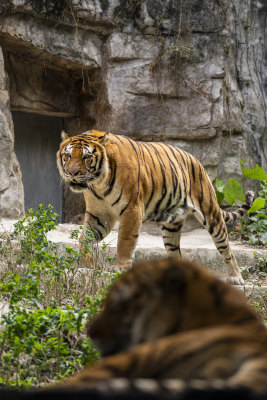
xmin=215 ymin=162 xmax=267 ymax=247
xmin=0 ymin=205 xmax=117 ymax=388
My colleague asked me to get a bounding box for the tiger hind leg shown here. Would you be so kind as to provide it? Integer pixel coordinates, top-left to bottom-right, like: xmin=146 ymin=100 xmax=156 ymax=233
xmin=161 ymin=214 xmax=187 ymax=257
xmin=210 ymin=220 xmax=244 ymax=285
xmin=192 ymin=207 xmax=244 ymax=285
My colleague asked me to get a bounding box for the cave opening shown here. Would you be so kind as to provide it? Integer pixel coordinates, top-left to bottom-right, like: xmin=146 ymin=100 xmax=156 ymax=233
xmin=1 ymin=42 xmax=99 ymax=223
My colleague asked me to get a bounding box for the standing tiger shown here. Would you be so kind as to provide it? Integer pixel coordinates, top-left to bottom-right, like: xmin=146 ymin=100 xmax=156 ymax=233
xmin=59 ymin=257 xmax=267 ymax=393
xmin=57 ymin=130 xmax=254 ymax=285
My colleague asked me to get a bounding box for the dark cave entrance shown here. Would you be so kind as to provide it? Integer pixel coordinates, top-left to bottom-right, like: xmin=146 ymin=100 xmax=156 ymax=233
xmin=13 ymin=111 xmax=64 ymax=221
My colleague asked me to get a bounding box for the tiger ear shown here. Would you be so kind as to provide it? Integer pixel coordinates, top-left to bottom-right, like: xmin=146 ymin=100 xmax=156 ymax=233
xmin=61 ymin=130 xmax=69 ymax=142
xmin=98 ymin=131 xmax=109 ymax=146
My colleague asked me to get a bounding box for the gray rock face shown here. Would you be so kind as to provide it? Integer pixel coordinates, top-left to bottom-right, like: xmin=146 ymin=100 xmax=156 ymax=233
xmin=0 ymin=48 xmax=24 ymax=218
xmin=0 ymin=0 xmax=265 ymax=220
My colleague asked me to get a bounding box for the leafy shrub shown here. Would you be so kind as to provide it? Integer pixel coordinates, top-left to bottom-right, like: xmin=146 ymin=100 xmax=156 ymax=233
xmin=215 ymin=162 xmax=267 ymax=246
xmin=0 ymin=205 xmax=118 ymax=388
xmin=245 ymin=181 xmax=267 ymax=246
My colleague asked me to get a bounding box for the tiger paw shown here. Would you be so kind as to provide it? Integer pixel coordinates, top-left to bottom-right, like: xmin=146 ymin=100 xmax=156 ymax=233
xmin=112 ymin=261 xmax=132 ymax=271
xmin=226 ymin=276 xmax=245 ymax=286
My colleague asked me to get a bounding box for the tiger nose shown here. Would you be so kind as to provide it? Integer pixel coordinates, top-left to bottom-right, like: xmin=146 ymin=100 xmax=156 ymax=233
xmin=69 ymin=166 xmax=80 ymax=176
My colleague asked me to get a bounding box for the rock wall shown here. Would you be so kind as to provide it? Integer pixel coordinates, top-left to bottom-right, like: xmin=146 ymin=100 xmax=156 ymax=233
xmin=0 ymin=48 xmax=24 ymax=218
xmin=0 ymin=0 xmax=266 ymax=219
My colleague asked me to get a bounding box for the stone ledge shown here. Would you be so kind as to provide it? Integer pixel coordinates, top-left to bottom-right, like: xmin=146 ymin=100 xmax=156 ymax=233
xmin=0 ymin=15 xmax=102 ymax=69
xmin=1 ymin=220 xmax=266 ymax=278
xmin=1 ymin=220 xmax=266 ymax=311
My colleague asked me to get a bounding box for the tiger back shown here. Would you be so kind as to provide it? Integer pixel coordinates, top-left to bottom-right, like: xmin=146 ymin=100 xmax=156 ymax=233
xmin=60 ymin=257 xmax=267 ymax=393
xmin=57 ymin=130 xmax=254 ymax=285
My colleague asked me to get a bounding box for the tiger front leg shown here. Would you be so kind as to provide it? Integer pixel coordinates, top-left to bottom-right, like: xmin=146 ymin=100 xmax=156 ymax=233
xmin=59 ymin=348 xmax=145 ymax=388
xmin=81 ymin=211 xmax=114 ymax=267
xmin=227 ymin=357 xmax=267 ymax=393
xmin=114 ymin=208 xmax=143 ymax=270
xmin=83 ymin=211 xmax=111 ymax=242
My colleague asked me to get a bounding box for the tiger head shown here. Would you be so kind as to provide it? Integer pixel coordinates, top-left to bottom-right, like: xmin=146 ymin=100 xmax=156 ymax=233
xmin=57 ymin=130 xmax=109 ymax=192
xmin=88 ymin=257 xmax=258 ymax=357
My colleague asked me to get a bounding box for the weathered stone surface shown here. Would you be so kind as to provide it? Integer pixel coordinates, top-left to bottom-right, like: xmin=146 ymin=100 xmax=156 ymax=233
xmin=0 ymin=153 xmax=24 ymax=218
xmin=168 ymin=137 xmax=221 ymax=179
xmin=105 ymin=31 xmax=223 ymax=139
xmin=4 ymin=54 xmax=80 ymax=115
xmin=0 ymin=0 xmax=265 ymax=222
xmin=0 ymin=15 xmax=102 ymax=69
xmin=5 ymin=0 xmax=118 ymax=28
xmin=106 ymin=92 xmax=216 ymax=139
xmin=0 ymin=53 xmax=6 ymax=89
xmin=219 ymin=134 xmax=260 ymax=193
xmin=0 ymin=50 xmax=24 ymax=218
xmin=231 ymin=1 xmax=267 ymax=170
xmin=108 ymin=33 xmax=158 ymax=61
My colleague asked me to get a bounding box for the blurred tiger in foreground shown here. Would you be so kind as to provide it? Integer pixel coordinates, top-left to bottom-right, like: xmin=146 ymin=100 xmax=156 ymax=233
xmin=60 ymin=257 xmax=267 ymax=393
xmin=57 ymin=130 xmax=254 ymax=285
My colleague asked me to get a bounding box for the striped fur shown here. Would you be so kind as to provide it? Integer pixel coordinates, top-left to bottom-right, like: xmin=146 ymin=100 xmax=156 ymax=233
xmin=57 ymin=130 xmax=254 ymax=285
xmin=61 ymin=258 xmax=267 ymax=393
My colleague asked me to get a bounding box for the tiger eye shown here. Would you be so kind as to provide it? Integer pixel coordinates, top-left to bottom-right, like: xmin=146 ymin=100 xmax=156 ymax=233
xmin=63 ymin=154 xmax=71 ymax=161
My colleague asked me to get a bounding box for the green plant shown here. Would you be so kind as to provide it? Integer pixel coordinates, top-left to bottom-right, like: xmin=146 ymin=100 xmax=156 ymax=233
xmin=215 ymin=162 xmax=267 ymax=246
xmin=250 ymin=298 xmax=267 ymax=323
xmin=254 ymin=251 xmax=267 ymax=271
xmin=245 ymin=181 xmax=267 ymax=246
xmin=215 ymin=178 xmax=245 ymax=206
xmin=0 ymin=205 xmax=117 ymax=388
